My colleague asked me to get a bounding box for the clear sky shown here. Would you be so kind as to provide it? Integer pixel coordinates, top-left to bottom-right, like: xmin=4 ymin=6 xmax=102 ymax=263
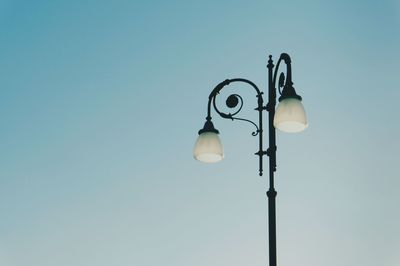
xmin=0 ymin=1 xmax=399 ymax=266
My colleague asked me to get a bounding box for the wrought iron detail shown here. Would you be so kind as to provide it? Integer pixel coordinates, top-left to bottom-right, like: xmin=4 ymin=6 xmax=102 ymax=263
xmin=207 ymin=78 xmax=264 ymax=138
xmin=212 ymin=92 xmax=260 ymax=136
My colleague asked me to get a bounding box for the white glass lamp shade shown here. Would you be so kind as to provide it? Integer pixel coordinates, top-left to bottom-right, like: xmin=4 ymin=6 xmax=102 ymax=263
xmin=274 ymin=98 xmax=308 ymax=133
xmin=193 ymin=132 xmax=224 ymax=163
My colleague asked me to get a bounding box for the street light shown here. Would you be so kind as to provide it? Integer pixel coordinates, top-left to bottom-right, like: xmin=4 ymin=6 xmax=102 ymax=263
xmin=193 ymin=53 xmax=307 ymax=266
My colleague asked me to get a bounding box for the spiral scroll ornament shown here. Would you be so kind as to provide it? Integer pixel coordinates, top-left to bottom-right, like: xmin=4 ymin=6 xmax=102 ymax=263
xmin=212 ymin=91 xmax=260 ymax=136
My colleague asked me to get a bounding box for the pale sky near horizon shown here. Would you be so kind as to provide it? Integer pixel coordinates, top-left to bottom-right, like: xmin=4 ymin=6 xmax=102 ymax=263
xmin=0 ymin=1 xmax=400 ymax=266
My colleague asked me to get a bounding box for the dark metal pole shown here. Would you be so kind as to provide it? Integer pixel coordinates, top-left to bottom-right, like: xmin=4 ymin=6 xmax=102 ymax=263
xmin=266 ymin=55 xmax=277 ymax=266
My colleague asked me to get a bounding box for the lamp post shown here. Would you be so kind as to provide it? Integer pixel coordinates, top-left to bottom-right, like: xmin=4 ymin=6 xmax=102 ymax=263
xmin=193 ymin=53 xmax=308 ymax=266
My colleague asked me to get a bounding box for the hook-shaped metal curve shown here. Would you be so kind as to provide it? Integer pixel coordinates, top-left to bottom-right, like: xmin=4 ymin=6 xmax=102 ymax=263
xmin=272 ymin=53 xmax=293 ymax=96
xmin=206 ymin=78 xmax=263 ymax=136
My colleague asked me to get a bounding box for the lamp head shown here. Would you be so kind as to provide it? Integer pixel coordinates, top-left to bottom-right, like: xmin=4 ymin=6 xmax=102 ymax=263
xmin=274 ymin=85 xmax=308 ymax=133
xmin=193 ymin=119 xmax=224 ymax=163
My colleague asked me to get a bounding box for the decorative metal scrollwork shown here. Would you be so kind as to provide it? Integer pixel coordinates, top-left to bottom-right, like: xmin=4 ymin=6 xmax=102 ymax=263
xmin=226 ymin=94 xmax=240 ymax=109
xmin=273 ymin=53 xmax=293 ymax=97
xmin=209 ymin=79 xmax=263 ymax=137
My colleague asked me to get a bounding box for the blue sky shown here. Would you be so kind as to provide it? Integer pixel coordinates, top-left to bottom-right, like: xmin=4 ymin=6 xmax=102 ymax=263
xmin=0 ymin=1 xmax=399 ymax=265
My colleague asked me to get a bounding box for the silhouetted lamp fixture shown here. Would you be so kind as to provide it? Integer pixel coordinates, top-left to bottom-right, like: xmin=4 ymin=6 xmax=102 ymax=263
xmin=193 ymin=53 xmax=307 ymax=266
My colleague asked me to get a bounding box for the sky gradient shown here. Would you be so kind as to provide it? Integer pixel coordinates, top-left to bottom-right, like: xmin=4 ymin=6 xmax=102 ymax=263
xmin=0 ymin=1 xmax=400 ymax=266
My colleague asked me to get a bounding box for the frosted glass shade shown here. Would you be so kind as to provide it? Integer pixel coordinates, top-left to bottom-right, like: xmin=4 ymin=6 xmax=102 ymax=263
xmin=274 ymin=98 xmax=308 ymax=133
xmin=193 ymin=132 xmax=224 ymax=163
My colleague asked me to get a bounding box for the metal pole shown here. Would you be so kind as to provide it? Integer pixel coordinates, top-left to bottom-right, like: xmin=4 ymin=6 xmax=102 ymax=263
xmin=266 ymin=55 xmax=277 ymax=266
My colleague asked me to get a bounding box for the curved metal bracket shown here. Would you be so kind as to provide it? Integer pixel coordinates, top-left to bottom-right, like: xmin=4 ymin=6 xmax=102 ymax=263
xmin=272 ymin=53 xmax=293 ymax=96
xmin=271 ymin=53 xmax=301 ymax=101
xmin=207 ymin=78 xmax=264 ymax=136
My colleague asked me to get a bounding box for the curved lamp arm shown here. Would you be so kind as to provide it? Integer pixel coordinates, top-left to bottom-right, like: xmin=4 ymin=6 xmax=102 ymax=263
xmin=203 ymin=78 xmax=266 ymax=175
xmin=206 ymin=78 xmax=264 ymax=136
xmin=272 ymin=53 xmax=292 ymax=95
xmin=272 ymin=53 xmax=301 ymax=101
